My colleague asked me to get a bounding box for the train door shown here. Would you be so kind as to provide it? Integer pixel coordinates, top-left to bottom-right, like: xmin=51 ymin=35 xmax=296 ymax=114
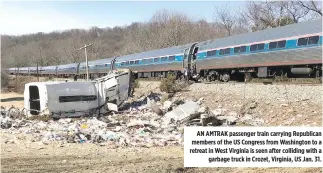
xmin=182 ymin=43 xmax=198 ymax=79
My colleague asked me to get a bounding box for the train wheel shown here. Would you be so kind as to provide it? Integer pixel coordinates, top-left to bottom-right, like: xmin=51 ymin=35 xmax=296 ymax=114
xmin=221 ymin=72 xmax=230 ymax=82
xmin=206 ymin=71 xmax=217 ymax=82
xmin=244 ymin=73 xmax=252 ymax=82
xmin=315 ymin=70 xmax=322 ymax=83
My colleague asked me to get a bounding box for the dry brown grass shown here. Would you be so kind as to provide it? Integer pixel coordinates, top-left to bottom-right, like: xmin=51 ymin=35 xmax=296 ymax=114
xmin=4 ymin=76 xmax=51 ymax=94
xmin=1 ymin=71 xmax=9 ymax=89
xmin=26 ymin=114 xmax=52 ymax=122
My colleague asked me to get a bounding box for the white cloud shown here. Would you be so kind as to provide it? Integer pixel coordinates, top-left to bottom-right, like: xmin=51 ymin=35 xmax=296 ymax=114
xmin=0 ymin=3 xmax=122 ymax=36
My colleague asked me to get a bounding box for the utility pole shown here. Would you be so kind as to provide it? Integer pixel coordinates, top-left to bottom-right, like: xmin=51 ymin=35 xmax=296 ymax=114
xmin=77 ymin=43 xmax=93 ymax=81
xmin=36 ymin=61 xmax=39 ymax=82
xmin=15 ymin=67 xmax=18 ymax=92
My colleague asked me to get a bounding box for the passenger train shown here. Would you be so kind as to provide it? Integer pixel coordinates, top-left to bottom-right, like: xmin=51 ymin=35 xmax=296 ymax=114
xmin=6 ymin=19 xmax=322 ymax=82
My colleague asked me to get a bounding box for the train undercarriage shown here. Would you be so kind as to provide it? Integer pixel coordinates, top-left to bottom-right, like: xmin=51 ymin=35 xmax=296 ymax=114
xmin=130 ymin=64 xmax=322 ymax=83
xmin=196 ymin=64 xmax=322 ymax=82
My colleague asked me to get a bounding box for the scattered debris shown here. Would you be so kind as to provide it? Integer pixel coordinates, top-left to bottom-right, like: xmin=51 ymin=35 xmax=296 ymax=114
xmin=1 ymin=88 xmax=265 ymax=148
xmin=280 ymin=103 xmax=289 ymax=107
xmin=249 ymin=101 xmax=258 ymax=109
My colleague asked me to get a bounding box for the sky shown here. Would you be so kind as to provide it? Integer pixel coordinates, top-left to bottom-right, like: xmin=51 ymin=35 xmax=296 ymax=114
xmin=0 ymin=1 xmax=246 ymax=36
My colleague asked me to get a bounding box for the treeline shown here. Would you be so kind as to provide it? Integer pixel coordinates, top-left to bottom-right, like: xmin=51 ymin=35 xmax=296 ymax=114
xmin=1 ymin=1 xmax=322 ymax=69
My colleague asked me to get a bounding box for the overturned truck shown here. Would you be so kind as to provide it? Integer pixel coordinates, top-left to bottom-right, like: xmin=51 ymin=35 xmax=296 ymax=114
xmin=24 ymin=69 xmax=134 ymax=119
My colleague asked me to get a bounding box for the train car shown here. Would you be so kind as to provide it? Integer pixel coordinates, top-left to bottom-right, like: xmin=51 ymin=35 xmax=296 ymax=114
xmin=29 ymin=67 xmax=38 ymax=76
xmin=192 ymin=19 xmax=322 ymax=81
xmin=6 ymin=19 xmax=322 ymax=82
xmin=78 ymin=58 xmax=113 ymax=78
xmin=19 ymin=67 xmax=29 ymax=75
xmin=57 ymin=63 xmax=79 ymax=78
xmin=115 ymin=45 xmax=184 ymax=78
xmin=114 ymin=19 xmax=322 ymax=81
xmin=6 ymin=68 xmax=17 ymax=75
xmin=40 ymin=65 xmax=58 ymax=76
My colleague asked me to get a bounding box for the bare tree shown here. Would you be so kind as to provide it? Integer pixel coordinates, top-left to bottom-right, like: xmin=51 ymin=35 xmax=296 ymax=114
xmin=214 ymin=6 xmax=236 ymax=36
xmin=280 ymin=1 xmax=310 ymax=23
xmin=296 ymin=1 xmax=322 ymax=16
xmin=2 ymin=4 xmax=321 ymax=69
xmin=243 ymin=1 xmax=296 ymax=31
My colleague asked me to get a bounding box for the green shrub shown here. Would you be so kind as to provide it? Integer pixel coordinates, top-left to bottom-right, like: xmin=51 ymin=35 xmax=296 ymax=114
xmin=160 ymin=73 xmax=179 ymax=93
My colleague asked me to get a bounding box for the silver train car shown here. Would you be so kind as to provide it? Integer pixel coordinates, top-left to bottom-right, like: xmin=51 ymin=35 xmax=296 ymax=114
xmin=40 ymin=65 xmax=57 ymax=76
xmin=56 ymin=63 xmax=79 ymax=77
xmin=7 ymin=19 xmax=322 ymax=82
xmin=78 ymin=58 xmax=114 ymax=78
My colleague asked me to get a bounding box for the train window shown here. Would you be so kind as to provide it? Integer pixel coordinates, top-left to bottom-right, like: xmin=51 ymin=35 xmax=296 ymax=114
xmin=250 ymin=44 xmax=257 ymax=51
xmin=126 ymin=61 xmax=129 ymax=65
xmin=269 ymin=42 xmax=277 ymax=49
xmin=135 ymin=60 xmax=139 ymax=64
xmin=234 ymin=46 xmax=246 ymax=53
xmin=297 ymin=37 xmax=308 ymax=46
xmin=240 ymin=46 xmax=246 ymax=52
xmin=169 ymin=56 xmax=175 ymax=61
xmin=208 ymin=50 xmax=216 ymax=56
xmin=130 ymin=61 xmax=134 ymax=64
xmin=219 ymin=49 xmax=225 ymax=55
xmin=154 ymin=58 xmax=159 ymax=62
xmin=234 ymin=47 xmax=240 ymax=53
xmin=149 ymin=59 xmax=153 ymax=63
xmin=121 ymin=62 xmax=125 ymax=66
xmin=161 ymin=57 xmax=167 ymax=61
xmin=277 ymin=40 xmax=286 ymax=48
xmin=308 ymin=36 xmax=319 ymax=45
xmin=257 ymin=43 xmax=264 ymax=50
xmin=224 ymin=48 xmax=230 ymax=54
xmin=211 ymin=50 xmax=217 ymax=56
xmin=207 ymin=51 xmax=212 ymax=57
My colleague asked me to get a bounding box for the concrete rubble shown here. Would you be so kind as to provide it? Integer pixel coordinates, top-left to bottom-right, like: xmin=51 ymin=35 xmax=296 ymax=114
xmin=0 ymin=92 xmax=262 ymax=148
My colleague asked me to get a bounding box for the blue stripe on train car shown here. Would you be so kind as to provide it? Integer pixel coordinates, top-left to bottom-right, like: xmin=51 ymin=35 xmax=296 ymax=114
xmin=287 ymin=40 xmax=297 ymax=49
xmin=197 ymin=52 xmax=206 ymax=59
xmin=175 ymin=55 xmax=183 ymax=61
xmin=196 ymin=36 xmax=322 ymax=61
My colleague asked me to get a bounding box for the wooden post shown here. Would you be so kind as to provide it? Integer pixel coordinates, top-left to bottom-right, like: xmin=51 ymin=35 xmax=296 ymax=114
xmin=37 ymin=62 xmax=39 ymax=82
xmin=84 ymin=45 xmax=89 ymax=81
xmin=77 ymin=43 xmax=93 ymax=81
xmin=15 ymin=68 xmax=18 ymax=92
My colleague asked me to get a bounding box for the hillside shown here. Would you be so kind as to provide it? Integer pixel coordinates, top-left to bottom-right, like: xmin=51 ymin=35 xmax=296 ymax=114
xmin=1 ymin=1 xmax=322 ymax=69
